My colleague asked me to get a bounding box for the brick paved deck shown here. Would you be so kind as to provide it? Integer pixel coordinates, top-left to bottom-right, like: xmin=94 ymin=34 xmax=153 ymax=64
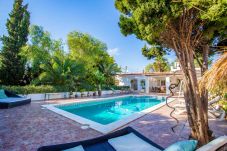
xmin=0 ymin=96 xmax=226 ymax=151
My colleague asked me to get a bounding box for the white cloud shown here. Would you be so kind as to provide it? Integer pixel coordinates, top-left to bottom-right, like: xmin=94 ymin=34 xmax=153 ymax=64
xmin=107 ymin=48 xmax=120 ymax=56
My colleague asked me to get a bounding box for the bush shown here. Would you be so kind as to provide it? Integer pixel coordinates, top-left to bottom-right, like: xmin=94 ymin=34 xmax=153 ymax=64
xmin=0 ymin=85 xmax=63 ymax=94
xmin=0 ymin=85 xmax=130 ymax=94
xmin=112 ymin=85 xmax=130 ymax=90
xmin=102 ymin=85 xmax=130 ymax=90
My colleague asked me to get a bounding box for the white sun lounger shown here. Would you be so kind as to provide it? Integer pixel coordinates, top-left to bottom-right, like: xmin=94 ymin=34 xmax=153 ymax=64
xmin=173 ymin=96 xmax=225 ymax=120
xmin=39 ymin=127 xmax=227 ymax=151
xmin=196 ymin=136 xmax=227 ymax=151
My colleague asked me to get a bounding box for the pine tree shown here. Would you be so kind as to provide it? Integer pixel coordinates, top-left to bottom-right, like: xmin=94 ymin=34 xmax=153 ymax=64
xmin=115 ymin=0 xmax=227 ymax=145
xmin=0 ymin=0 xmax=30 ymax=85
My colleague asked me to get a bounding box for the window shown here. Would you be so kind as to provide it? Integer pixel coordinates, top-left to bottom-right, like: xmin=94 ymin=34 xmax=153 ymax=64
xmin=161 ymin=80 xmax=166 ymax=86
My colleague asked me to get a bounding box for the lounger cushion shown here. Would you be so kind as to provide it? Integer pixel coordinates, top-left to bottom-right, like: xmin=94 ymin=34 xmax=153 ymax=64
xmin=196 ymin=136 xmax=227 ymax=151
xmin=164 ymin=140 xmax=197 ymax=151
xmin=108 ymin=133 xmax=161 ymax=151
xmin=37 ymin=127 xmax=164 ymax=151
xmin=0 ymin=89 xmax=7 ymax=99
xmin=0 ymin=97 xmax=31 ymax=109
xmin=63 ymin=145 xmax=84 ymax=151
xmin=84 ymin=141 xmax=115 ymax=151
xmin=0 ymin=97 xmax=27 ymax=103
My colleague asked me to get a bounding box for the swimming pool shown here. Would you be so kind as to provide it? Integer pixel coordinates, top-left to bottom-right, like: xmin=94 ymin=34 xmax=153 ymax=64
xmin=44 ymin=95 xmax=173 ymax=133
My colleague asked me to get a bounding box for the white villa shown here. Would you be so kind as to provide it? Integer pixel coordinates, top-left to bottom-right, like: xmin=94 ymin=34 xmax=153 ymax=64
xmin=115 ymin=62 xmax=201 ymax=95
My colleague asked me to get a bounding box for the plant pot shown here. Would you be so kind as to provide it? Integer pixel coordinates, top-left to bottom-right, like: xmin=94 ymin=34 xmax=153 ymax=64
xmin=98 ymin=90 xmax=102 ymax=96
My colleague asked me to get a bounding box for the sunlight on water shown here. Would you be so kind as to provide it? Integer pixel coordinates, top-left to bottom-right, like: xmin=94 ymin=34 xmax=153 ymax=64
xmin=57 ymin=96 xmax=164 ymax=125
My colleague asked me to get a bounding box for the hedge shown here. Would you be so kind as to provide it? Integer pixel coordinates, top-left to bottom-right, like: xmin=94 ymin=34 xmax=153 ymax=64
xmin=0 ymin=85 xmax=130 ymax=94
xmin=0 ymin=85 xmax=62 ymax=94
xmin=102 ymin=85 xmax=130 ymax=90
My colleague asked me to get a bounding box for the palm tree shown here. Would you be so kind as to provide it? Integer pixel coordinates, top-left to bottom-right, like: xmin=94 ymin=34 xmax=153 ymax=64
xmin=98 ymin=63 xmax=120 ymax=84
xmin=38 ymin=50 xmax=82 ymax=90
xmin=145 ymin=56 xmax=170 ymax=72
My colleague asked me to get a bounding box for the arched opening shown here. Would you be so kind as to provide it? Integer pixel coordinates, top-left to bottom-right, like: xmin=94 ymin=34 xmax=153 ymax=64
xmin=140 ymin=80 xmax=146 ymax=90
xmin=130 ymin=79 xmax=138 ymax=90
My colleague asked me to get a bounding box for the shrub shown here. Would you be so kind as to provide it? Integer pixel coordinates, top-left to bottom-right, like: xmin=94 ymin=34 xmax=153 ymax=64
xmin=0 ymin=85 xmax=62 ymax=94
xmin=0 ymin=85 xmax=130 ymax=94
xmin=112 ymin=85 xmax=130 ymax=90
xmin=102 ymin=85 xmax=130 ymax=90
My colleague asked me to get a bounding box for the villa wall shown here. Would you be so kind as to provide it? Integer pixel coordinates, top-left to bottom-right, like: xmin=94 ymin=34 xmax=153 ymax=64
xmin=20 ymin=90 xmax=124 ymax=101
xmin=115 ymin=66 xmax=201 ymax=95
xmin=116 ymin=74 xmax=184 ymax=95
xmin=115 ymin=75 xmax=147 ymax=92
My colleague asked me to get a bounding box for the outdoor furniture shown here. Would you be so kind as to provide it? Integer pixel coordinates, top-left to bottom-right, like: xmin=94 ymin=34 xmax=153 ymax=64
xmin=45 ymin=92 xmax=67 ymax=100
xmin=151 ymin=87 xmax=161 ymax=93
xmin=196 ymin=136 xmax=227 ymax=151
xmin=81 ymin=92 xmax=86 ymax=97
xmin=37 ymin=127 xmax=164 ymax=151
xmin=87 ymin=92 xmax=92 ymax=97
xmin=0 ymin=90 xmax=31 ymax=109
xmin=38 ymin=126 xmax=227 ymax=151
xmin=75 ymin=92 xmax=81 ymax=98
xmin=208 ymin=96 xmax=226 ymax=121
xmin=93 ymin=92 xmax=96 ymax=96
xmin=174 ymin=96 xmax=226 ymax=120
xmin=151 ymin=87 xmax=155 ymax=92
xmin=110 ymin=88 xmax=116 ymax=95
xmin=160 ymin=86 xmax=166 ymax=93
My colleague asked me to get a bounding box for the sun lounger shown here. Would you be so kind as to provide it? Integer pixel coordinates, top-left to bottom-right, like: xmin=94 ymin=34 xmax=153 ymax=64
xmin=174 ymin=96 xmax=225 ymax=120
xmin=38 ymin=126 xmax=227 ymax=151
xmin=0 ymin=90 xmax=31 ymax=109
xmin=37 ymin=127 xmax=164 ymax=151
xmin=196 ymin=136 xmax=227 ymax=151
xmin=207 ymin=96 xmax=226 ymax=121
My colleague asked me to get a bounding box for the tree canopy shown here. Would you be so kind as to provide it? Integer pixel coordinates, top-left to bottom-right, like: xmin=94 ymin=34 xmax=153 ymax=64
xmin=21 ymin=25 xmax=63 ymax=83
xmin=38 ymin=50 xmax=83 ymax=91
xmin=115 ymin=0 xmax=226 ymax=62
xmin=11 ymin=29 xmax=121 ymax=92
xmin=67 ymin=31 xmax=121 ymax=91
xmin=0 ymin=23 xmax=121 ymax=92
xmin=115 ymin=0 xmax=227 ymax=145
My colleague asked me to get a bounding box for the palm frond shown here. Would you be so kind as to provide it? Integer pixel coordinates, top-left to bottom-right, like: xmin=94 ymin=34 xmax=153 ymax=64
xmin=199 ymin=52 xmax=227 ymax=92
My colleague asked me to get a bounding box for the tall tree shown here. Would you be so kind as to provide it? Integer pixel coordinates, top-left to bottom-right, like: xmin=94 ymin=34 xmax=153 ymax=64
xmin=115 ymin=0 xmax=226 ymax=145
xmin=0 ymin=0 xmax=30 ymax=85
xmin=67 ymin=31 xmax=120 ymax=91
xmin=21 ymin=25 xmax=62 ymax=83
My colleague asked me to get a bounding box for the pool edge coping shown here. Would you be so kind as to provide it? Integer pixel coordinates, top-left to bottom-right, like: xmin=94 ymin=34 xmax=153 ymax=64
xmin=42 ymin=95 xmax=176 ymax=134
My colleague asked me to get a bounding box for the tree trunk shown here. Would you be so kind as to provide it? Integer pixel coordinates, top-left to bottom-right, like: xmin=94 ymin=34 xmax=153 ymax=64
xmin=200 ymin=45 xmax=213 ymax=139
xmin=162 ymin=7 xmax=212 ymax=145
xmin=98 ymin=84 xmax=102 ymax=96
xmin=177 ymin=46 xmax=211 ymax=146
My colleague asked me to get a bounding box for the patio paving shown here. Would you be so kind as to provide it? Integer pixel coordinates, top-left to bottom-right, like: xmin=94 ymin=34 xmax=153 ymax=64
xmin=0 ymin=96 xmax=226 ymax=151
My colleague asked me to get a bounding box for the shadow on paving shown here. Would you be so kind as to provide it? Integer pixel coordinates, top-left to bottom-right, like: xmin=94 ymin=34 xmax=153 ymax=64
xmin=124 ymin=112 xmax=190 ymax=148
xmin=0 ymin=100 xmax=226 ymax=150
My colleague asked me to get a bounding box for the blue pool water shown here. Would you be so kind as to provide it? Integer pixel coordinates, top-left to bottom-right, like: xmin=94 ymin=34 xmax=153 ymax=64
xmin=57 ymin=96 xmax=165 ymax=125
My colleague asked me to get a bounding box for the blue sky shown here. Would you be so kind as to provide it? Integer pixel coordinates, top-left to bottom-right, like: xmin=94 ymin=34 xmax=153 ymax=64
xmin=0 ymin=0 xmax=176 ymax=72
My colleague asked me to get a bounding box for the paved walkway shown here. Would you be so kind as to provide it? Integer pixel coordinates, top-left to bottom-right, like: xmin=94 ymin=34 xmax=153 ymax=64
xmin=0 ymin=96 xmax=226 ymax=151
